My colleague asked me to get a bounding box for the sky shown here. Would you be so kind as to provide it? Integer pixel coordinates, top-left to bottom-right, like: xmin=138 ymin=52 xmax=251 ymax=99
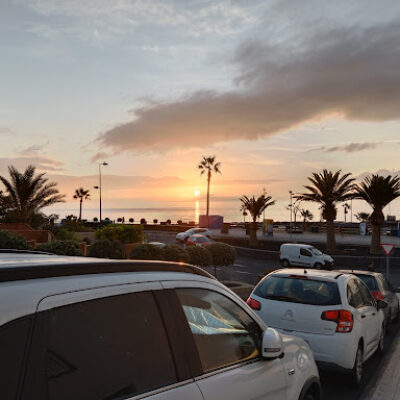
xmin=1 ymin=0 xmax=400 ymax=221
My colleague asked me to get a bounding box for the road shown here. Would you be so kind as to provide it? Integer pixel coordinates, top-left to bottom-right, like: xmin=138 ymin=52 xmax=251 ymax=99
xmin=146 ymin=230 xmax=400 ymax=399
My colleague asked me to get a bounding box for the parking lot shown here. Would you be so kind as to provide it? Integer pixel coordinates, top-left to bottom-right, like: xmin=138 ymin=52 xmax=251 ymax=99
xmin=146 ymin=229 xmax=400 ymax=399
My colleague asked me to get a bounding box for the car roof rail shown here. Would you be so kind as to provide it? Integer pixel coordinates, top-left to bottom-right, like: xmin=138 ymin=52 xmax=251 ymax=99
xmin=0 ymin=259 xmax=216 ymax=283
xmin=334 ymin=273 xmax=343 ymax=279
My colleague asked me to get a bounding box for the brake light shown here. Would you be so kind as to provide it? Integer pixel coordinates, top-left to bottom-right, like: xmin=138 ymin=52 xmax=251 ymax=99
xmin=246 ymin=298 xmax=261 ymax=310
xmin=279 ymin=251 xmax=281 ymax=257
xmin=321 ymin=310 xmax=353 ymax=333
xmin=371 ymin=291 xmax=385 ymax=301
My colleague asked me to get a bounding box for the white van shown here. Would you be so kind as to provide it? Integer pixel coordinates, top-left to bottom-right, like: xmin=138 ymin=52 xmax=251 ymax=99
xmin=280 ymin=243 xmax=334 ymax=269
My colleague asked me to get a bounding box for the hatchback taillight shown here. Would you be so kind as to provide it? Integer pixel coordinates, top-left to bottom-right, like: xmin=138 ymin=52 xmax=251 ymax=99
xmin=321 ymin=310 xmax=353 ymax=333
xmin=371 ymin=291 xmax=385 ymax=301
xmin=246 ymin=297 xmax=261 ymax=310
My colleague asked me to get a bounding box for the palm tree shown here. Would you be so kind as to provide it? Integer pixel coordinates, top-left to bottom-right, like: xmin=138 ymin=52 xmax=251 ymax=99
xmin=354 ymin=174 xmax=400 ymax=254
xmin=239 ymin=194 xmax=275 ymax=247
xmin=0 ymin=165 xmax=65 ymax=224
xmin=198 ymin=156 xmax=221 ymax=227
xmin=342 ymin=203 xmax=351 ymax=223
xmin=295 ymin=169 xmax=355 ymax=252
xmin=300 ymin=209 xmax=313 ymax=231
xmin=355 ymin=212 xmax=370 ymax=222
xmin=73 ymin=188 xmax=91 ymax=222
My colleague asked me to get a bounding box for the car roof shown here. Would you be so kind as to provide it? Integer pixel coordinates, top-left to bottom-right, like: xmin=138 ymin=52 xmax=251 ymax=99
xmin=269 ymin=268 xmax=344 ymax=281
xmin=335 ymin=269 xmax=381 ymax=277
xmin=281 ymin=243 xmax=313 ymax=248
xmin=0 ymin=251 xmax=214 ymax=282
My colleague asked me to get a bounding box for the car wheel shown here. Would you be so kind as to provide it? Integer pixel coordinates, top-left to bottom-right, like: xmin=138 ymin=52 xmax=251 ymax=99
xmin=377 ymin=325 xmax=386 ymax=355
xmin=281 ymin=259 xmax=290 ymax=267
xmin=349 ymin=344 xmax=363 ymax=387
xmin=314 ymin=263 xmax=322 ymax=269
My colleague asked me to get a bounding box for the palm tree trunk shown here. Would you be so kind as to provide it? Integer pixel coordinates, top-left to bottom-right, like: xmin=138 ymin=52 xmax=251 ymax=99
xmin=79 ymin=199 xmax=82 ymax=222
xmin=370 ymin=224 xmax=381 ymax=255
xmin=249 ymin=221 xmax=258 ymax=248
xmin=326 ymin=219 xmax=336 ymax=252
xmin=206 ymin=171 xmax=211 ymax=227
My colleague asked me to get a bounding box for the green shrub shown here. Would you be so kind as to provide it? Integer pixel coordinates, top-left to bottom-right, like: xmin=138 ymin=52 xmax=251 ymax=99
xmin=55 ymin=228 xmax=78 ymax=242
xmin=186 ymin=246 xmax=212 ymax=267
xmin=36 ymin=240 xmax=81 ymax=256
xmin=88 ymin=239 xmax=124 ymax=259
xmin=206 ymin=242 xmax=237 ymax=278
xmin=130 ymin=244 xmax=164 ymax=260
xmin=0 ymin=230 xmax=29 ymax=250
xmin=161 ymin=245 xmax=190 ymax=263
xmin=95 ymin=224 xmax=143 ymax=244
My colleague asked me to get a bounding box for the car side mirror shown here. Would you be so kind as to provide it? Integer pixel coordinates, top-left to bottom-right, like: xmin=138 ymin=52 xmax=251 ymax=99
xmin=376 ymin=299 xmax=388 ymax=310
xmin=261 ymin=328 xmax=283 ymax=359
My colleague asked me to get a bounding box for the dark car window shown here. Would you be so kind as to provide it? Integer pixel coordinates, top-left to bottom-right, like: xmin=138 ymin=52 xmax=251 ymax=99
xmin=25 ymin=291 xmax=178 ymax=400
xmin=176 ymin=288 xmax=262 ymax=373
xmin=347 ymin=278 xmax=364 ymax=308
xmin=355 ymin=274 xmax=378 ymax=291
xmin=355 ymin=279 xmax=375 ymax=307
xmin=254 ymin=276 xmax=341 ymax=305
xmin=0 ymin=317 xmax=32 ymax=399
xmin=300 ymin=248 xmax=312 ymax=257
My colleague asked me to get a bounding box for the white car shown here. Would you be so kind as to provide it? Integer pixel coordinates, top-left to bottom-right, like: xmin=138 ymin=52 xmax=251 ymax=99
xmin=176 ymin=227 xmax=212 ymax=242
xmin=1 ymin=250 xmax=321 ymax=400
xmin=280 ymin=243 xmax=334 ymax=269
xmin=247 ymin=268 xmax=387 ymax=385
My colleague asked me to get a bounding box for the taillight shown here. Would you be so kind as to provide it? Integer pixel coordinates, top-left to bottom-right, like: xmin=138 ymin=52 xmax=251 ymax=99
xmin=321 ymin=310 xmax=353 ymax=333
xmin=246 ymin=297 xmax=261 ymax=310
xmin=372 ymin=291 xmax=385 ymax=301
xmin=279 ymin=251 xmax=281 ymax=257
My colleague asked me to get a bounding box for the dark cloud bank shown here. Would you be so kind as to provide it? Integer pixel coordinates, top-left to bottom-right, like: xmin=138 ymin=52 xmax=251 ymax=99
xmin=97 ymin=19 xmax=400 ymax=152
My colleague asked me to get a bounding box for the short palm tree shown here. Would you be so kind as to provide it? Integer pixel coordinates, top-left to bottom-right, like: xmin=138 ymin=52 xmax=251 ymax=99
xmin=198 ymin=156 xmax=221 ymax=227
xmin=296 ymin=170 xmax=355 ymax=252
xmin=354 ymin=174 xmax=400 ymax=254
xmin=239 ymin=194 xmax=275 ymax=247
xmin=0 ymin=165 xmax=65 ymax=224
xmin=300 ymin=209 xmax=313 ymax=231
xmin=73 ymin=188 xmax=91 ymax=222
xmin=355 ymin=212 xmax=370 ymax=222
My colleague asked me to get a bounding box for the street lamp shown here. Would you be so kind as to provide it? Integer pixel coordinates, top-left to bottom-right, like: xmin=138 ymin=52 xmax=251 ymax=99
xmin=289 ymin=190 xmax=293 ymax=239
xmin=94 ymin=162 xmax=108 ymax=223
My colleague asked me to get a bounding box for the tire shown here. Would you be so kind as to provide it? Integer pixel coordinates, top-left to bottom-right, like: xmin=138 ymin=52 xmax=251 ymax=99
xmin=377 ymin=325 xmax=386 ymax=356
xmin=301 ymin=392 xmax=317 ymax=400
xmin=393 ymin=303 xmax=400 ymax=323
xmin=281 ymin=259 xmax=290 ymax=267
xmin=314 ymin=263 xmax=322 ymax=269
xmin=349 ymin=344 xmax=363 ymax=387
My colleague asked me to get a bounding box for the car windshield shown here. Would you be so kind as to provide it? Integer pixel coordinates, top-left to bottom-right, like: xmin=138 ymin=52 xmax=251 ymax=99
xmin=355 ymin=274 xmax=378 ymax=291
xmin=254 ymin=276 xmax=341 ymax=306
xmin=311 ymin=247 xmax=323 ymax=255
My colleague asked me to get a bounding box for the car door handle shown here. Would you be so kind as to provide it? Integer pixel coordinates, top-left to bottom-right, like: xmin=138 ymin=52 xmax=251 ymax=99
xmin=361 ymin=314 xmax=366 ymax=318
xmin=372 ymin=313 xmax=376 ymax=316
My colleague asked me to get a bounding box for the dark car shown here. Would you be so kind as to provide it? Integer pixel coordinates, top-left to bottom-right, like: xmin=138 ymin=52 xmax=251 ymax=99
xmin=337 ymin=270 xmax=400 ymax=325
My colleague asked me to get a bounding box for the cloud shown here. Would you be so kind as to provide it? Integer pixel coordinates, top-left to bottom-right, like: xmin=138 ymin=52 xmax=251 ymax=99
xmin=0 ymin=126 xmax=14 ymax=135
xmin=96 ymin=17 xmax=400 ymax=153
xmin=310 ymin=142 xmax=381 ymax=153
xmin=17 ymin=141 xmax=50 ymax=156
xmin=90 ymin=151 xmax=110 ymax=163
xmin=0 ymin=156 xmax=64 ymax=172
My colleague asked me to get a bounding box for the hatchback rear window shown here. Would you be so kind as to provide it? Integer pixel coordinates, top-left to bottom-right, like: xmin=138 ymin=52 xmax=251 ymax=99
xmin=254 ymin=276 xmax=341 ymax=305
xmin=355 ymin=274 xmax=378 ymax=291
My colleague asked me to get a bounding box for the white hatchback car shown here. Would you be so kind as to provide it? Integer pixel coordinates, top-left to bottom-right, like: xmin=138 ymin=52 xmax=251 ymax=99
xmin=247 ymin=269 xmax=387 ymax=385
xmin=0 ymin=251 xmax=321 ymax=400
xmin=176 ymin=227 xmax=212 ymax=242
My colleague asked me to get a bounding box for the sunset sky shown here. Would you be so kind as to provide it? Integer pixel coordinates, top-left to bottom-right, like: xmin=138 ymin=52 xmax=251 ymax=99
xmin=1 ymin=0 xmax=400 ymax=220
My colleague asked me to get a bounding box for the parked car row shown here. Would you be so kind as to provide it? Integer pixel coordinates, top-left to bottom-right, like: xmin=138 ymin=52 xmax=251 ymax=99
xmin=247 ymin=267 xmax=399 ymax=385
xmin=0 ymin=250 xmax=321 ymax=400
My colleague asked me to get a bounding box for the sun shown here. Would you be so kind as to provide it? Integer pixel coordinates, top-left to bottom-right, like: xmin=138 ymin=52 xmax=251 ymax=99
xmin=194 ymin=190 xmax=200 ymax=197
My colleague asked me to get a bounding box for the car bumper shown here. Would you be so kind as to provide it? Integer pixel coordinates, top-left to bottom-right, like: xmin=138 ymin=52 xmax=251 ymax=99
xmin=277 ymin=329 xmax=356 ymax=370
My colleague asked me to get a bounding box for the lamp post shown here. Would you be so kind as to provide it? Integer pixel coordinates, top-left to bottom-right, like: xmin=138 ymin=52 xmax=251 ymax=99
xmin=93 ymin=162 xmax=108 ymax=223
xmin=289 ymin=190 xmax=293 ymax=240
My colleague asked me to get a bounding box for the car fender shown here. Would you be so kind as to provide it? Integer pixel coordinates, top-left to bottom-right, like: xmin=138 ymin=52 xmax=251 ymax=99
xmin=280 ymin=334 xmax=320 ymax=400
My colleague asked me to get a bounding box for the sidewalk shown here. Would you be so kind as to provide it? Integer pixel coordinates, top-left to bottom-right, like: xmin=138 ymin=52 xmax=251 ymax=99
xmin=361 ymin=328 xmax=400 ymax=400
